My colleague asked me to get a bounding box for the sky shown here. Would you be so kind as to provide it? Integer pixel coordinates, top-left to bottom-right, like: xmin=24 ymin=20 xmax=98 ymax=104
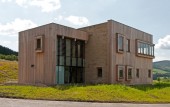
xmin=0 ymin=0 xmax=170 ymax=62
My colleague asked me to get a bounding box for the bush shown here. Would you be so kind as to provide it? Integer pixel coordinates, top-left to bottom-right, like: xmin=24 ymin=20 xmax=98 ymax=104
xmin=0 ymin=54 xmax=18 ymax=61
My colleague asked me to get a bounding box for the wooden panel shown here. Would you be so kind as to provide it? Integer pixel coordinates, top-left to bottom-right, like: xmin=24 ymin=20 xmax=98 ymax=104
xmin=19 ymin=23 xmax=88 ymax=85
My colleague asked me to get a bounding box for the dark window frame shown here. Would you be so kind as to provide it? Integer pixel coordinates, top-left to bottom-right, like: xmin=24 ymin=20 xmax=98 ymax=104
xmin=116 ymin=65 xmax=125 ymax=81
xmin=97 ymin=67 xmax=102 ymax=78
xmin=126 ymin=66 xmax=132 ymax=81
xmin=136 ymin=68 xmax=139 ymax=78
xmin=148 ymin=69 xmax=152 ymax=78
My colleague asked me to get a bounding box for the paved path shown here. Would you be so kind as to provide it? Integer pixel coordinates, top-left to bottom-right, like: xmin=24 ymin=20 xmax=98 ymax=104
xmin=0 ymin=98 xmax=170 ymax=107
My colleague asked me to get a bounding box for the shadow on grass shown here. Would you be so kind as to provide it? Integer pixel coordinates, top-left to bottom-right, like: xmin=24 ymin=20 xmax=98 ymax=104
xmin=131 ymin=82 xmax=170 ymax=91
xmin=52 ymin=84 xmax=87 ymax=91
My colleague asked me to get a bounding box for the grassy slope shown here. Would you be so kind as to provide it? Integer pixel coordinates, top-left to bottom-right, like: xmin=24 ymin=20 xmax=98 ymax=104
xmin=0 ymin=60 xmax=18 ymax=84
xmin=0 ymin=82 xmax=170 ymax=103
xmin=0 ymin=60 xmax=170 ymax=103
xmin=153 ymin=69 xmax=168 ymax=74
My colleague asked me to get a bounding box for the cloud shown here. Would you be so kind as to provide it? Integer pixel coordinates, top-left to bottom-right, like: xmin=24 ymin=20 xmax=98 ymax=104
xmin=65 ymin=16 xmax=90 ymax=26
xmin=0 ymin=18 xmax=37 ymax=36
xmin=155 ymin=35 xmax=170 ymax=49
xmin=1 ymin=0 xmax=61 ymax=12
xmin=54 ymin=15 xmax=63 ymax=22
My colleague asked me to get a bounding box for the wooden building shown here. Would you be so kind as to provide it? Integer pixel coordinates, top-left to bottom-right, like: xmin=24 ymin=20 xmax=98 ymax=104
xmin=19 ymin=20 xmax=154 ymax=85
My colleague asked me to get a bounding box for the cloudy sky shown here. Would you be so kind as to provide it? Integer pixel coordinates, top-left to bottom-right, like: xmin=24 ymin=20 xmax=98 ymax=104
xmin=0 ymin=0 xmax=170 ymax=62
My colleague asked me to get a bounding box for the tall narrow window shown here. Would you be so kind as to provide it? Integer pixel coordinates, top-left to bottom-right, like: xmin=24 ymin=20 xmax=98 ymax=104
xmin=35 ymin=36 xmax=43 ymax=52
xmin=97 ymin=67 xmax=102 ymax=77
xmin=136 ymin=69 xmax=139 ymax=78
xmin=117 ymin=65 xmax=124 ymax=81
xmin=117 ymin=33 xmax=124 ymax=53
xmin=126 ymin=39 xmax=130 ymax=52
xmin=126 ymin=66 xmax=132 ymax=80
xmin=148 ymin=70 xmax=151 ymax=78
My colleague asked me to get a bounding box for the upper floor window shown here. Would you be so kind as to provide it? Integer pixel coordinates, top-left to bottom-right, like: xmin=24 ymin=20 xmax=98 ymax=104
xmin=117 ymin=33 xmax=124 ymax=53
xmin=35 ymin=35 xmax=44 ymax=52
xmin=136 ymin=40 xmax=154 ymax=58
xmin=126 ymin=39 xmax=130 ymax=52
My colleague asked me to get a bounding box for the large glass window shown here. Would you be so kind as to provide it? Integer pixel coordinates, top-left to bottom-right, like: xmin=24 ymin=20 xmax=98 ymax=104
xmin=136 ymin=40 xmax=154 ymax=57
xmin=56 ymin=36 xmax=85 ymax=84
xmin=117 ymin=34 xmax=124 ymax=53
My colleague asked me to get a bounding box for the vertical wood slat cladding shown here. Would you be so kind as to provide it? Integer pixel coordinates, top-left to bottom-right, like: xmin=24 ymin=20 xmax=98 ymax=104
xmin=19 ymin=23 xmax=88 ymax=85
xmin=110 ymin=21 xmax=153 ymax=84
xmin=80 ymin=20 xmax=153 ymax=85
xmin=19 ymin=20 xmax=153 ymax=85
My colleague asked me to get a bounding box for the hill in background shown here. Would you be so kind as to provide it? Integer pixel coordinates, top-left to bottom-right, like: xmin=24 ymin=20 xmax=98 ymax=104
xmin=0 ymin=45 xmax=18 ymax=56
xmin=153 ymin=60 xmax=170 ymax=72
xmin=153 ymin=60 xmax=170 ymax=80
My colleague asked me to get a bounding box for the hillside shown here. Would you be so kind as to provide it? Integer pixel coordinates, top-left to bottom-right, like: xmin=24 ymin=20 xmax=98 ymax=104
xmin=0 ymin=45 xmax=18 ymax=56
xmin=153 ymin=60 xmax=170 ymax=72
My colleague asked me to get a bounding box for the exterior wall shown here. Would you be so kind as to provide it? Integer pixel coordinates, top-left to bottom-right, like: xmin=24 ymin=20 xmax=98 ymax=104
xmin=19 ymin=23 xmax=88 ymax=85
xmin=79 ymin=23 xmax=110 ymax=84
xmin=19 ymin=20 xmax=153 ymax=85
xmin=80 ymin=20 xmax=153 ymax=85
xmin=109 ymin=20 xmax=153 ymax=85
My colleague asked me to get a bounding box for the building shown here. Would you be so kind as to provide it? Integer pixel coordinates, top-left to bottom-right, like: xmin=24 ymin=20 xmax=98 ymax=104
xmin=19 ymin=20 xmax=154 ymax=85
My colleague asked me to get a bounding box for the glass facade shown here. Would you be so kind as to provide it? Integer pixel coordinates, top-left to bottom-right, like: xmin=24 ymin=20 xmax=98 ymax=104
xmin=56 ymin=36 xmax=85 ymax=84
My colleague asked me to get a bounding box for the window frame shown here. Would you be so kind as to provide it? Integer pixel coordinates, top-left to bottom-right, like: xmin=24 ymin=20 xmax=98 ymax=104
xmin=116 ymin=65 xmax=125 ymax=81
xmin=35 ymin=35 xmax=44 ymax=52
xmin=97 ymin=67 xmax=102 ymax=78
xmin=126 ymin=66 xmax=133 ymax=81
xmin=136 ymin=39 xmax=154 ymax=58
xmin=148 ymin=69 xmax=152 ymax=78
xmin=126 ymin=39 xmax=130 ymax=52
xmin=136 ymin=68 xmax=139 ymax=78
xmin=116 ymin=33 xmax=124 ymax=53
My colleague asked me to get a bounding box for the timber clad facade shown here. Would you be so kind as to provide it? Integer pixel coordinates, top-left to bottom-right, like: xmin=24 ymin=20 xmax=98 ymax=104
xmin=19 ymin=20 xmax=154 ymax=85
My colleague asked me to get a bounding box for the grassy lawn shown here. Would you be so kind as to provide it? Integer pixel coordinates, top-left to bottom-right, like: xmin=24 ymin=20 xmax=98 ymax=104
xmin=0 ymin=82 xmax=170 ymax=103
xmin=0 ymin=60 xmax=170 ymax=103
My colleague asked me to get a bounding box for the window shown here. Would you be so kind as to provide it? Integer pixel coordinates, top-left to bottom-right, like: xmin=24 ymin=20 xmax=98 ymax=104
xmin=126 ymin=66 xmax=132 ymax=80
xmin=136 ymin=40 xmax=154 ymax=58
xmin=97 ymin=67 xmax=102 ymax=77
xmin=126 ymin=39 xmax=130 ymax=52
xmin=148 ymin=70 xmax=151 ymax=78
xmin=136 ymin=69 xmax=139 ymax=78
xmin=117 ymin=33 xmax=124 ymax=53
xmin=117 ymin=65 xmax=124 ymax=81
xmin=35 ymin=36 xmax=44 ymax=52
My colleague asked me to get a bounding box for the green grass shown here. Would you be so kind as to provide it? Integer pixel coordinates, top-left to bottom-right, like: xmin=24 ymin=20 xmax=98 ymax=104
xmin=0 ymin=60 xmax=170 ymax=103
xmin=0 ymin=82 xmax=170 ymax=103
xmin=153 ymin=69 xmax=168 ymax=74
xmin=0 ymin=60 xmax=18 ymax=84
